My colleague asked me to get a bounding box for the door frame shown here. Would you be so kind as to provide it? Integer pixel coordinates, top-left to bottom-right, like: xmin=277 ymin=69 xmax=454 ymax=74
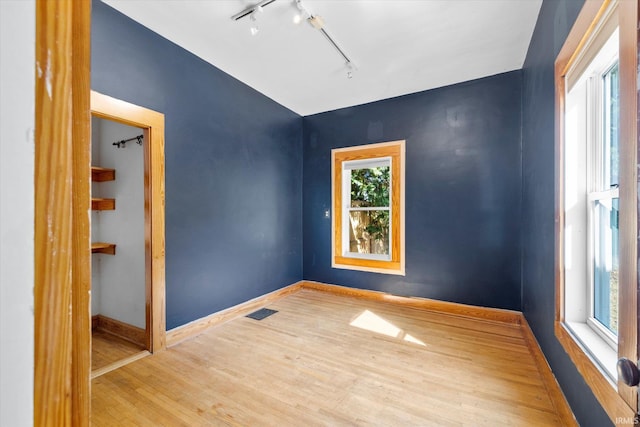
xmin=35 ymin=1 xmax=92 ymax=425
xmin=91 ymin=91 xmax=166 ymax=353
xmin=34 ymin=1 xmax=166 ymax=425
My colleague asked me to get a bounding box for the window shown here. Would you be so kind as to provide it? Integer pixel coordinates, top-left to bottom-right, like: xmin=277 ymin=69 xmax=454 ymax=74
xmin=564 ymin=24 xmax=620 ymax=368
xmin=590 ymin=60 xmax=620 ymax=343
xmin=556 ymin=0 xmax=637 ymax=421
xmin=332 ymin=141 xmax=405 ymax=275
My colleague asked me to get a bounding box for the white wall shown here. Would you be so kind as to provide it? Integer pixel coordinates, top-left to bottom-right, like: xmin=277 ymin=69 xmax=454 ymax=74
xmin=91 ymin=117 xmax=146 ymax=329
xmin=91 ymin=118 xmax=103 ymax=315
xmin=0 ymin=1 xmax=35 ymax=425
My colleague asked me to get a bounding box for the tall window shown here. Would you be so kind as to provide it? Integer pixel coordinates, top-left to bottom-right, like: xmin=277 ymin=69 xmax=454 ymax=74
xmin=344 ymin=158 xmax=391 ymax=259
xmin=563 ymin=22 xmax=619 ymax=375
xmin=591 ymin=61 xmax=619 ymax=341
xmin=556 ymin=0 xmax=638 ymax=421
xmin=332 ymin=141 xmax=405 ymax=275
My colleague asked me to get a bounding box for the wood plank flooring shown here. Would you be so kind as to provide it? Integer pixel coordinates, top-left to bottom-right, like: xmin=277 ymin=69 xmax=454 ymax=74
xmin=92 ymin=290 xmax=567 ymax=426
xmin=92 ymin=329 xmax=146 ymax=372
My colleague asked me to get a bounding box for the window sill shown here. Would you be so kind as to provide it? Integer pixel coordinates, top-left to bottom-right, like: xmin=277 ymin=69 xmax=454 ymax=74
xmin=332 ymin=257 xmax=405 ymax=276
xmin=566 ymin=321 xmax=617 ymax=382
xmin=555 ymin=320 xmax=635 ymax=421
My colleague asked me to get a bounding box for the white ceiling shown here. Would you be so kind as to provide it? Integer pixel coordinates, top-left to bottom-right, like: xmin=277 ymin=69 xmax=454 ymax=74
xmin=102 ymin=0 xmax=542 ymax=116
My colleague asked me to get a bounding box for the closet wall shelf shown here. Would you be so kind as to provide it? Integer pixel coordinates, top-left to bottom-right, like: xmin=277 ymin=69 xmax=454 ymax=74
xmin=91 ymin=242 xmax=116 ymax=255
xmin=92 ymin=198 xmax=115 ymax=211
xmin=91 ymin=166 xmax=115 ymax=182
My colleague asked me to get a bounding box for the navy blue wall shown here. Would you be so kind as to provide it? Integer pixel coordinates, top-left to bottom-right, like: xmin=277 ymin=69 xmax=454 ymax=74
xmin=92 ymin=1 xmax=613 ymax=422
xmin=302 ymin=72 xmax=523 ymax=310
xmin=92 ymin=1 xmax=303 ymax=329
xmin=522 ymin=0 xmax=610 ymax=425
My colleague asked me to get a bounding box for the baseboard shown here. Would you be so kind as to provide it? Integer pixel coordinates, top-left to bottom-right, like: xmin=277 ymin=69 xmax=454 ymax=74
xmin=161 ymin=278 xmax=575 ymax=423
xmin=91 ymin=315 xmax=99 ymax=330
xmin=299 ymin=280 xmax=523 ymax=325
xmin=520 ymin=316 xmax=578 ymax=426
xmin=93 ymin=314 xmax=146 ymax=348
xmin=164 ymin=279 xmax=523 ymax=348
xmin=165 ymin=281 xmax=304 ymax=347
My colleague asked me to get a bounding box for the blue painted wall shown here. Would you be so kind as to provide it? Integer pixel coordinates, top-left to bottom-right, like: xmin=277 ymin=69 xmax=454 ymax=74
xmin=92 ymin=1 xmax=303 ymax=329
xmin=522 ymin=0 xmax=611 ymax=425
xmin=92 ymin=1 xmax=614 ymax=422
xmin=302 ymin=72 xmax=523 ymax=311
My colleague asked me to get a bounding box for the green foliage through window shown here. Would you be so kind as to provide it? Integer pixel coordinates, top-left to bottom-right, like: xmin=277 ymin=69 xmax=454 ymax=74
xmin=350 ymin=167 xmax=389 ymax=207
xmin=351 ymin=166 xmax=390 ymax=244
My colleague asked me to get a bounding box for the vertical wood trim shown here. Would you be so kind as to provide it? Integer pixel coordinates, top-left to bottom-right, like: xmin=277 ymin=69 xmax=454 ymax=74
xmin=90 ymin=91 xmax=166 ymax=353
xmin=71 ymin=0 xmax=91 ymax=425
xmin=35 ymin=0 xmax=74 ymax=424
xmin=143 ymin=127 xmax=152 ymax=351
xmin=332 ymin=149 xmax=342 ymax=261
xmin=390 ymin=154 xmax=400 ymax=262
xmin=150 ymin=119 xmax=166 ymax=351
xmin=554 ymin=54 xmax=567 ymax=325
xmin=618 ymin=0 xmax=639 ymax=409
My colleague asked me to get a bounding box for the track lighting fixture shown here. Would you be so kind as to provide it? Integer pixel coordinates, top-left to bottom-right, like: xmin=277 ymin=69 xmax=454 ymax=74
xmin=292 ymin=0 xmax=307 ymax=24
xmin=231 ymin=0 xmax=356 ymax=77
xmin=230 ymin=0 xmax=275 ymax=21
xmin=307 ymin=14 xmax=324 ymax=30
xmin=249 ymin=12 xmax=259 ymax=36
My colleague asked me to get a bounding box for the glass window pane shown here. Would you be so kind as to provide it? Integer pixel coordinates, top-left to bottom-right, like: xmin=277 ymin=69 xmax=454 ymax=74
xmin=350 ymin=166 xmax=390 ymax=208
xmin=603 ymin=62 xmax=619 ymax=189
xmin=593 ymin=197 xmax=619 ymax=334
xmin=348 ymin=210 xmax=389 ymax=255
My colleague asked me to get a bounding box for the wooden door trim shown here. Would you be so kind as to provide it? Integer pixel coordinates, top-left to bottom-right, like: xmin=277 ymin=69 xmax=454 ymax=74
xmin=35 ymin=0 xmax=91 ymax=425
xmin=91 ymin=91 xmax=166 ymax=353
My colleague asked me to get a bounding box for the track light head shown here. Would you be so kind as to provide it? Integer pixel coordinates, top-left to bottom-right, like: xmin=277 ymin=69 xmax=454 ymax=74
xmin=308 ymin=15 xmax=324 ymax=30
xmin=292 ymin=0 xmax=308 ymax=25
xmin=250 ymin=11 xmax=259 ymax=36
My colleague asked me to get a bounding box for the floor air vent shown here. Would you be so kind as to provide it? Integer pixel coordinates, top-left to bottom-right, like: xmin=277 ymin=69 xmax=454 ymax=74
xmin=246 ymin=308 xmax=278 ymax=321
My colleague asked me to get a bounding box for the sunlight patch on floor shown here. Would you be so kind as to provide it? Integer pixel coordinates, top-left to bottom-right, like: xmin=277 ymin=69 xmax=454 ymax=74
xmin=350 ymin=309 xmax=426 ymax=346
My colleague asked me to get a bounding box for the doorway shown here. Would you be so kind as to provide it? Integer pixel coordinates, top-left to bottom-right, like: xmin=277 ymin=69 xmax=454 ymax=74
xmin=90 ymin=115 xmax=149 ymax=376
xmin=90 ymin=91 xmax=166 ymax=372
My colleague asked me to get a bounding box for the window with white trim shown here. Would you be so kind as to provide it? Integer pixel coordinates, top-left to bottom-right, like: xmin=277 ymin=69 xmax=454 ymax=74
xmin=332 ymin=141 xmax=405 ymax=275
xmin=563 ymin=18 xmax=619 ymax=379
xmin=556 ymin=0 xmax=638 ymax=420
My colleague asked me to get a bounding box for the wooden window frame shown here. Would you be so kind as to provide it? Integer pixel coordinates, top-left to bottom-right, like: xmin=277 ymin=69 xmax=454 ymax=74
xmin=554 ymin=0 xmax=638 ymax=422
xmin=332 ymin=140 xmax=405 ymax=275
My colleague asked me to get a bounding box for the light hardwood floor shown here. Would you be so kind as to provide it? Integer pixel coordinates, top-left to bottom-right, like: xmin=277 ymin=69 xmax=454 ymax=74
xmin=92 ymin=329 xmax=146 ymax=373
xmin=92 ymin=289 xmax=569 ymax=426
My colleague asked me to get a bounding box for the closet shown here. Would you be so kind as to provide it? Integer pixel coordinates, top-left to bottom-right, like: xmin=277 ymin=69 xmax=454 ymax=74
xmin=91 ymin=116 xmax=148 ymax=375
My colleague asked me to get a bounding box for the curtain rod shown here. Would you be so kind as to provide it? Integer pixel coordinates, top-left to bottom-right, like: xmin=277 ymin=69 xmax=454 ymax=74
xmin=112 ymin=135 xmax=143 ymax=148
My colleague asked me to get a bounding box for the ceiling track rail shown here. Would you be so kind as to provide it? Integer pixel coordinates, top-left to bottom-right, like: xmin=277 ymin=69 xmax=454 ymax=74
xmin=231 ymin=0 xmax=354 ymax=70
xmin=231 ymin=0 xmax=277 ymax=21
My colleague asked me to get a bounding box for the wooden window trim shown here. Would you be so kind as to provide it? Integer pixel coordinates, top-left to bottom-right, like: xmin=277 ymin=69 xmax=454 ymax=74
xmin=332 ymin=140 xmax=405 ymax=275
xmin=554 ymin=0 xmax=638 ymax=422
